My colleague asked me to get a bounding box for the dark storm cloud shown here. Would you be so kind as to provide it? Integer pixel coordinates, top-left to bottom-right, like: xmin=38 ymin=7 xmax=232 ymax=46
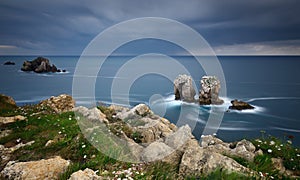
xmin=0 ymin=0 xmax=300 ymax=55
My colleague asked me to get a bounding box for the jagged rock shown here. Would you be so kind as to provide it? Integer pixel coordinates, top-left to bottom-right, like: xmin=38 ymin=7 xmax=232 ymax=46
xmin=165 ymin=125 xmax=193 ymax=150
xmin=201 ymin=135 xmax=257 ymax=162
xmin=73 ymin=106 xmax=108 ymax=124
xmin=0 ymin=156 xmax=70 ymax=180
xmin=179 ymin=145 xmax=251 ymax=176
xmin=141 ymin=142 xmax=174 ymax=162
xmin=39 ymin=94 xmax=75 ymax=113
xmin=199 ymin=76 xmax=224 ymax=105
xmin=174 ymin=74 xmax=196 ymax=102
xmin=69 ymin=168 xmax=103 ymax=180
xmin=0 ymin=94 xmax=17 ymax=110
xmin=3 ymin=61 xmax=15 ymax=65
xmin=21 ymin=57 xmax=61 ymax=73
xmin=229 ymin=99 xmax=254 ymax=110
xmin=0 ymin=115 xmax=26 ymax=125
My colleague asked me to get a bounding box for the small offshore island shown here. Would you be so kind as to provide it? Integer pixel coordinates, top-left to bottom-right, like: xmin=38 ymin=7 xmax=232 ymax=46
xmin=0 ymin=93 xmax=299 ymax=179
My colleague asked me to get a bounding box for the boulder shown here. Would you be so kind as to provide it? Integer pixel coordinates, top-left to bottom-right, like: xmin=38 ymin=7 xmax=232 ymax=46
xmin=0 ymin=94 xmax=17 ymax=110
xmin=229 ymin=99 xmax=254 ymax=110
xmin=73 ymin=106 xmax=108 ymax=124
xmin=165 ymin=124 xmax=193 ymax=150
xmin=179 ymin=145 xmax=251 ymax=176
xmin=0 ymin=156 xmax=70 ymax=180
xmin=201 ymin=135 xmax=257 ymax=162
xmin=141 ymin=142 xmax=174 ymax=162
xmin=3 ymin=61 xmax=15 ymax=65
xmin=174 ymin=74 xmax=196 ymax=102
xmin=39 ymin=94 xmax=75 ymax=113
xmin=0 ymin=115 xmax=26 ymax=125
xmin=69 ymin=168 xmax=103 ymax=180
xmin=21 ymin=57 xmax=61 ymax=73
xmin=199 ymin=76 xmax=224 ymax=105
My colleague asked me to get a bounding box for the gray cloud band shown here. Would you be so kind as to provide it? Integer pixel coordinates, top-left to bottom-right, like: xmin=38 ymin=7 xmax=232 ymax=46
xmin=72 ymin=17 xmax=226 ymax=162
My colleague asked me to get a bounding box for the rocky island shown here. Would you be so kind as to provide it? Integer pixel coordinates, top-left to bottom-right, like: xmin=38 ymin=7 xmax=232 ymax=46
xmin=21 ymin=57 xmax=65 ymax=73
xmin=0 ymin=94 xmax=299 ymax=179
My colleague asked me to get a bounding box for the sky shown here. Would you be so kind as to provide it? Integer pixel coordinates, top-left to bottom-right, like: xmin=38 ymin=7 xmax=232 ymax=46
xmin=0 ymin=0 xmax=300 ymax=55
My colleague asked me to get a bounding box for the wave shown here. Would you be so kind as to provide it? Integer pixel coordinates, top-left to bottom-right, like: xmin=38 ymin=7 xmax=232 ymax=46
xmin=271 ymin=127 xmax=300 ymax=133
xmin=246 ymin=96 xmax=300 ymax=103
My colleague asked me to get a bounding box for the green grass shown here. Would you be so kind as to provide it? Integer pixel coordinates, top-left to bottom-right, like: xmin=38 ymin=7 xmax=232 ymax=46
xmin=1 ymin=104 xmax=300 ymax=179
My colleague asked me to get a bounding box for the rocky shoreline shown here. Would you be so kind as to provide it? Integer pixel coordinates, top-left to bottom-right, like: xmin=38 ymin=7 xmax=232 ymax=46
xmin=0 ymin=94 xmax=299 ymax=179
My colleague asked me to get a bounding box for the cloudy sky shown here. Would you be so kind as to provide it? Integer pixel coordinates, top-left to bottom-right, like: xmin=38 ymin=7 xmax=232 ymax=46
xmin=1 ymin=0 xmax=300 ymax=55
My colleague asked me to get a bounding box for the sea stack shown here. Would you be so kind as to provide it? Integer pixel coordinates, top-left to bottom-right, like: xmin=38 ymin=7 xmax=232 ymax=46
xmin=199 ymin=76 xmax=224 ymax=105
xmin=173 ymin=74 xmax=196 ymax=102
xmin=21 ymin=57 xmax=61 ymax=73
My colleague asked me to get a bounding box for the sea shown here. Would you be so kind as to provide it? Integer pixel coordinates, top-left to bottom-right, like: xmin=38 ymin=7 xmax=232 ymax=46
xmin=1 ymin=55 xmax=300 ymax=146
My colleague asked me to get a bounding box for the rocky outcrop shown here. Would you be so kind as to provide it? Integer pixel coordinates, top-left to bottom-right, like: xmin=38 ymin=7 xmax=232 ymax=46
xmin=0 ymin=94 xmax=17 ymax=110
xmin=73 ymin=106 xmax=108 ymax=124
xmin=21 ymin=57 xmax=63 ymax=73
xmin=69 ymin=168 xmax=103 ymax=180
xmin=174 ymin=74 xmax=196 ymax=102
xmin=39 ymin=94 xmax=75 ymax=113
xmin=0 ymin=115 xmax=26 ymax=125
xmin=3 ymin=61 xmax=15 ymax=65
xmin=199 ymin=76 xmax=224 ymax=105
xmin=0 ymin=156 xmax=70 ymax=180
xmin=179 ymin=145 xmax=251 ymax=176
xmin=0 ymin=141 xmax=35 ymax=173
xmin=201 ymin=135 xmax=259 ymax=162
xmin=229 ymin=99 xmax=254 ymax=110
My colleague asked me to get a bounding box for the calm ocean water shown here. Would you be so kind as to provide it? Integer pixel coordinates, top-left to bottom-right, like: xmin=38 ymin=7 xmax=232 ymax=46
xmin=1 ymin=55 xmax=300 ymax=146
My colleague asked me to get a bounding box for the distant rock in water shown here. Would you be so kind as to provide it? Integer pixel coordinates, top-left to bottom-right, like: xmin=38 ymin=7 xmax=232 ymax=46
xmin=3 ymin=61 xmax=15 ymax=65
xmin=174 ymin=74 xmax=196 ymax=102
xmin=199 ymin=76 xmax=224 ymax=105
xmin=21 ymin=57 xmax=61 ymax=73
xmin=229 ymin=99 xmax=254 ymax=110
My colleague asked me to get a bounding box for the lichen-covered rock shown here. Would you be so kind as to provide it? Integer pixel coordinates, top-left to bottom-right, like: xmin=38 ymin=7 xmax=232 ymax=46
xmin=39 ymin=94 xmax=75 ymax=113
xmin=69 ymin=168 xmax=103 ymax=180
xmin=174 ymin=74 xmax=196 ymax=102
xmin=199 ymin=76 xmax=224 ymax=105
xmin=0 ymin=115 xmax=26 ymax=125
xmin=229 ymin=99 xmax=254 ymax=110
xmin=1 ymin=156 xmax=69 ymax=180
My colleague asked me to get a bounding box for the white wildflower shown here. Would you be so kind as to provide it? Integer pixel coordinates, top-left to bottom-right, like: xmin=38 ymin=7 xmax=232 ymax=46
xmin=270 ymin=141 xmax=275 ymax=145
xmin=82 ymin=144 xmax=86 ymax=148
xmin=267 ymin=149 xmax=272 ymax=153
xmin=83 ymin=155 xmax=87 ymax=159
xmin=58 ymin=131 xmax=62 ymax=134
xmin=287 ymin=140 xmax=292 ymax=144
xmin=297 ymin=154 xmax=300 ymax=157
xmin=278 ymin=148 xmax=281 ymax=151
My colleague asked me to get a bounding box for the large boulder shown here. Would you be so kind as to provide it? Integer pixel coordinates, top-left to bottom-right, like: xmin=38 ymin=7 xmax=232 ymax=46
xmin=199 ymin=76 xmax=224 ymax=105
xmin=0 ymin=156 xmax=69 ymax=180
xmin=201 ymin=135 xmax=258 ymax=162
xmin=179 ymin=145 xmax=251 ymax=177
xmin=0 ymin=94 xmax=17 ymax=110
xmin=21 ymin=57 xmax=60 ymax=73
xmin=174 ymin=74 xmax=196 ymax=102
xmin=39 ymin=94 xmax=75 ymax=113
xmin=229 ymin=99 xmax=254 ymax=110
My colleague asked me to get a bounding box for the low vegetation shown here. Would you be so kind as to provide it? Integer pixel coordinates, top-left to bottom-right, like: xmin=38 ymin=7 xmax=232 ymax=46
xmin=0 ymin=103 xmax=299 ymax=179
